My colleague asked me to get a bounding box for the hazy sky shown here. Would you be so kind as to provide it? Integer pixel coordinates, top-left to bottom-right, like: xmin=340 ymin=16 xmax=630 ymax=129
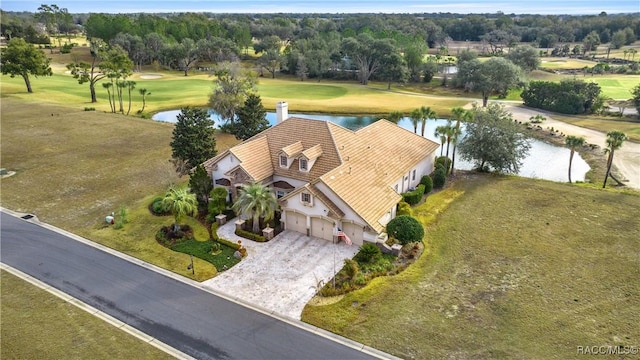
xmin=1 ymin=0 xmax=638 ymax=14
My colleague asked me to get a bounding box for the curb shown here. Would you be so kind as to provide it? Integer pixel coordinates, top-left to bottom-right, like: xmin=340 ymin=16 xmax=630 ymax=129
xmin=0 ymin=263 xmax=194 ymax=360
xmin=0 ymin=207 xmax=400 ymax=360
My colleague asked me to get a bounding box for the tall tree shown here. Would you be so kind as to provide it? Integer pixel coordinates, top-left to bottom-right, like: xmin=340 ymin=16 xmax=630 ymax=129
xmin=67 ymin=39 xmax=132 ymax=103
xmin=208 ymin=61 xmax=257 ymax=124
xmin=36 ymin=4 xmax=60 ymax=52
xmin=189 ymin=164 xmax=214 ymax=214
xmin=409 ymin=108 xmax=422 ymax=134
xmin=386 ymin=111 xmax=403 ymax=124
xmin=506 ymin=45 xmax=540 ymax=72
xmin=255 ymin=35 xmax=283 ymax=79
xmin=170 ymin=107 xmax=217 ymax=174
xmin=161 ymin=186 xmax=198 ymax=232
xmin=420 ymin=106 xmax=436 ymax=137
xmin=232 ymin=182 xmax=278 ymax=234
xmin=565 ymin=135 xmax=586 ymax=183
xmin=169 ymin=38 xmax=200 ymax=76
xmin=340 ymin=33 xmax=396 ymax=85
xmin=232 ymin=94 xmax=270 ymax=140
xmin=458 ymin=103 xmax=531 ymax=173
xmin=450 ymin=107 xmax=472 ymax=174
xmin=631 ymin=84 xmax=640 ymax=117
xmin=602 ymin=131 xmax=628 ymax=188
xmin=455 ymin=57 xmax=523 ymax=107
xmin=0 ymin=38 xmax=53 ymax=93
xmin=138 ymin=88 xmax=151 ymax=113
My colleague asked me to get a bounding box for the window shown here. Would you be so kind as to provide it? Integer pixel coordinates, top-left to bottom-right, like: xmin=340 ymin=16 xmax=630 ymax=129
xmin=280 ymin=155 xmax=287 ymax=167
xmin=412 ymin=169 xmax=416 ymax=180
xmin=276 ymin=190 xmax=285 ymax=199
xmin=299 ymin=158 xmax=308 ymax=171
xmin=301 ymin=193 xmax=311 ymax=203
xmin=394 ymin=184 xmax=398 ymax=192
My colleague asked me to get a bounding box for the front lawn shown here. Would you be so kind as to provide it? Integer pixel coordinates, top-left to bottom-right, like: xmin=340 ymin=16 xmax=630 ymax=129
xmin=302 ymin=174 xmax=640 ymax=359
xmin=171 ymin=239 xmax=240 ymax=272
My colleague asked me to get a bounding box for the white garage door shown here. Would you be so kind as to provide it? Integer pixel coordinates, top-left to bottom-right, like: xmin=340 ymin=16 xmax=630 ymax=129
xmin=310 ymin=217 xmax=335 ymax=241
xmin=285 ymin=211 xmax=307 ymax=235
xmin=342 ymin=222 xmax=364 ymax=246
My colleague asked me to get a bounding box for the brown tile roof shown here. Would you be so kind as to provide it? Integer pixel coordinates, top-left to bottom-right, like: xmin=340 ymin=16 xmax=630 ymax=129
xmin=319 ymin=120 xmax=439 ymax=232
xmin=281 ymin=141 xmax=304 ymax=157
xmin=202 ymin=117 xmax=439 ymax=234
xmin=228 ymin=136 xmax=273 ymax=182
xmin=301 ymin=144 xmax=323 ymax=160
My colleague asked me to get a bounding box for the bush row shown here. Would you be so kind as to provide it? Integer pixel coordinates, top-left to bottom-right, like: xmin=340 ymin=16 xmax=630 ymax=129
xmin=401 ymin=184 xmax=425 ymax=205
xmin=235 ymin=229 xmax=267 ymax=242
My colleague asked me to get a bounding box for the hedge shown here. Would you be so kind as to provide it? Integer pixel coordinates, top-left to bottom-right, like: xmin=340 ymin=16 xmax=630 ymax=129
xmin=420 ymin=175 xmax=433 ymax=194
xmin=235 ymin=229 xmax=267 ymax=242
xmin=401 ymin=184 xmax=425 ymax=205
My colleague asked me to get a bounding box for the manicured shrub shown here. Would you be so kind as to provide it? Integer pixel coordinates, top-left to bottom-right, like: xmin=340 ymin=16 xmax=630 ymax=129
xmin=216 ymin=237 xmax=241 ymax=250
xmin=397 ymin=201 xmax=413 ymax=216
xmin=420 ymin=175 xmax=433 ymax=194
xmin=343 ymin=259 xmax=359 ymax=279
xmin=386 ymin=215 xmax=424 ymax=245
xmin=355 ymin=243 xmax=382 ymax=263
xmin=235 ymin=228 xmax=267 ymax=242
xmin=210 ymin=222 xmax=219 ymax=240
xmin=436 ymin=156 xmax=451 ymax=173
xmin=433 ymin=168 xmax=446 ymax=188
xmin=401 ymin=184 xmax=425 ymax=205
xmin=150 ymin=196 xmax=169 ymax=215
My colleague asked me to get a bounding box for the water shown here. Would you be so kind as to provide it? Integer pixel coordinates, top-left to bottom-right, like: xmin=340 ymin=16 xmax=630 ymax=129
xmin=153 ymin=110 xmax=590 ymax=182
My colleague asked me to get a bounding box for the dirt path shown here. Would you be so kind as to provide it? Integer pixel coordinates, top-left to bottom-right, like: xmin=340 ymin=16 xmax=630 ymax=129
xmin=504 ymin=104 xmax=640 ymax=189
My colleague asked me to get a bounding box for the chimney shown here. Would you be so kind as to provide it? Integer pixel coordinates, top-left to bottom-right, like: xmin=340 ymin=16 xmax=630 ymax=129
xmin=276 ymin=101 xmax=289 ymax=124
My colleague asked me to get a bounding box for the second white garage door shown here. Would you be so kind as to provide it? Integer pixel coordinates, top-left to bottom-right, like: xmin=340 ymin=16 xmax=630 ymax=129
xmin=310 ymin=217 xmax=335 ymax=241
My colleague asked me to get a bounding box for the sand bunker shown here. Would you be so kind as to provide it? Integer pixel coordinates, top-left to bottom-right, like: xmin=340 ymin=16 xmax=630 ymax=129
xmin=140 ymin=73 xmax=163 ymax=79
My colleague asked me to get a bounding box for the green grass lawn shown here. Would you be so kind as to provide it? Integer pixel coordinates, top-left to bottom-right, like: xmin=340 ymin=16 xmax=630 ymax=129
xmin=1 ymin=270 xmax=175 ymax=360
xmin=302 ymin=174 xmax=640 ymax=359
xmin=0 ymin=98 xmax=239 ymax=281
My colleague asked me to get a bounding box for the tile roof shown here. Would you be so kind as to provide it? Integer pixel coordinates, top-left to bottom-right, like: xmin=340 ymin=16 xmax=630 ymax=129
xmin=319 ymin=120 xmax=439 ymax=232
xmin=281 ymin=141 xmax=304 ymax=157
xmin=301 ymin=144 xmax=323 ymax=160
xmin=202 ymin=117 xmax=439 ymax=234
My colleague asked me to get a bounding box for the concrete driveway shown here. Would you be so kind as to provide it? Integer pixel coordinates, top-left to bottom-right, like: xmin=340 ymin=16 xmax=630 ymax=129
xmin=201 ymin=220 xmax=359 ymax=320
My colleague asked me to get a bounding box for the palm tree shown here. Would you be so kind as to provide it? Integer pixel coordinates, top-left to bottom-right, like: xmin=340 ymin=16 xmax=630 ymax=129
xmin=125 ymin=80 xmax=136 ymax=115
xmin=434 ymin=126 xmax=447 ymax=156
xmin=565 ymin=135 xmax=586 ymax=183
xmin=386 ymin=111 xmax=403 ymax=124
xmin=161 ymin=186 xmax=198 ymax=232
xmin=420 ymin=106 xmax=436 ymax=137
xmin=602 ymin=130 xmax=628 ymax=188
xmin=410 ymin=108 xmax=422 ymax=133
xmin=450 ymin=107 xmax=471 ymax=174
xmin=232 ymin=182 xmax=277 ymax=234
xmin=102 ymin=82 xmax=114 ymax=113
xmin=139 ymin=88 xmax=151 ymax=113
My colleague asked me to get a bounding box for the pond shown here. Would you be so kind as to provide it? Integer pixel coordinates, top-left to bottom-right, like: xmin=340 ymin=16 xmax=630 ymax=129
xmin=153 ymin=110 xmax=590 ymax=182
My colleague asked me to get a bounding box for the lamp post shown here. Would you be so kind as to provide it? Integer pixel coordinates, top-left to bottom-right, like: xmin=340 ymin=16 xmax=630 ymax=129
xmin=187 ymin=254 xmax=194 ymax=275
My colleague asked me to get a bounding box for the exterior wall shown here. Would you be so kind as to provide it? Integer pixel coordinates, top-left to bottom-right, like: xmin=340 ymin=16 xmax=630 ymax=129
xmin=271 ymin=175 xmax=307 ymax=189
xmin=392 ymin=154 xmax=436 ymax=194
xmin=211 ymin=153 xmax=237 ymax=183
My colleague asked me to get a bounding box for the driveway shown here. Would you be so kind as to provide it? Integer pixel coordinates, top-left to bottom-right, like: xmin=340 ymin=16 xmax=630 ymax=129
xmin=202 ymin=220 xmax=359 ymax=320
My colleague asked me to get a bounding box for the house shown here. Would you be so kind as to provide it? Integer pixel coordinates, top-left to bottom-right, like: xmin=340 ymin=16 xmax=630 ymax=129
xmin=202 ymin=102 xmax=439 ymax=246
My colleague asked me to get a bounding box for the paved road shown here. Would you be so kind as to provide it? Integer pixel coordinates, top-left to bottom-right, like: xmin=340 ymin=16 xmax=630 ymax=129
xmin=0 ymin=211 xmax=376 ymax=360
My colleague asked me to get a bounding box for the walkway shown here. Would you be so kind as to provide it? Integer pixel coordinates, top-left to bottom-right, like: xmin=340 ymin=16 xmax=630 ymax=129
xmin=202 ymin=219 xmax=359 ymax=320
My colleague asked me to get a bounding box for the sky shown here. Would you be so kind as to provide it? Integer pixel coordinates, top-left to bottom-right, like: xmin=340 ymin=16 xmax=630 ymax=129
xmin=1 ymin=0 xmax=638 ymax=15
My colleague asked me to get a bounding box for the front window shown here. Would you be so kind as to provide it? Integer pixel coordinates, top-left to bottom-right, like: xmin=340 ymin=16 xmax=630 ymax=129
xmin=280 ymin=155 xmax=287 ymax=167
xmin=300 ymin=158 xmax=308 ymax=171
xmin=412 ymin=169 xmax=416 ymax=180
xmin=276 ymin=190 xmax=285 ymax=199
xmin=301 ymin=193 xmax=311 ymax=203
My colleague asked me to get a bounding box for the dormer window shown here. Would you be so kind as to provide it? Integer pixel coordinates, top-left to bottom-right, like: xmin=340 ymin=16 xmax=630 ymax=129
xmin=301 ymin=192 xmax=311 ymax=204
xmin=280 ymin=155 xmax=288 ymax=167
xmin=300 ymin=158 xmax=308 ymax=171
